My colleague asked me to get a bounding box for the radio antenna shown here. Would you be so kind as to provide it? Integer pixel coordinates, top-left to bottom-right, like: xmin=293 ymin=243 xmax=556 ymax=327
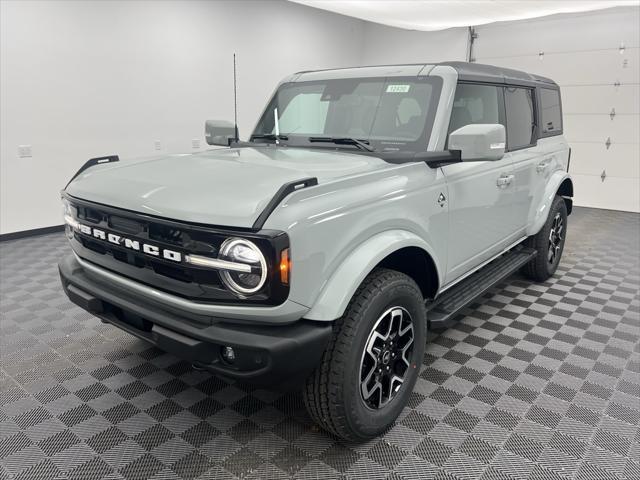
xmin=233 ymin=53 xmax=239 ymax=142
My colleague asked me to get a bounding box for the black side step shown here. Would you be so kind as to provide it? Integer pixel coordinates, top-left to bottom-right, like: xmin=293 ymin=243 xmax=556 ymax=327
xmin=426 ymin=247 xmax=537 ymax=331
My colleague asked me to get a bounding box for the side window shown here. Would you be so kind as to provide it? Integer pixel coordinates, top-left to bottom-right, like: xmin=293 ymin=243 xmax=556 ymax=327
xmin=448 ymin=83 xmax=502 ymax=134
xmin=539 ymin=88 xmax=562 ymax=135
xmin=504 ymin=87 xmax=536 ymax=149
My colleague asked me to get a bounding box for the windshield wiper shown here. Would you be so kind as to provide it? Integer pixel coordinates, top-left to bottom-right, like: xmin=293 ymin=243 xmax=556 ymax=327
xmin=308 ymin=136 xmax=375 ymax=152
xmin=250 ymin=134 xmax=289 ymax=141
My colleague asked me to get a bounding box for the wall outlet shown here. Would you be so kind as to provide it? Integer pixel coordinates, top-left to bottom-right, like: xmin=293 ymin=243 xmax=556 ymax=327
xmin=154 ymin=140 xmax=162 ymax=151
xmin=18 ymin=145 xmax=32 ymax=158
xmin=192 ymin=138 xmax=201 ymax=149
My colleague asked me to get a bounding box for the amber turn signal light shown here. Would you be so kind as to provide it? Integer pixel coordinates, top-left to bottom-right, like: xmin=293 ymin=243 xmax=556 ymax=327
xmin=279 ymin=248 xmax=290 ymax=285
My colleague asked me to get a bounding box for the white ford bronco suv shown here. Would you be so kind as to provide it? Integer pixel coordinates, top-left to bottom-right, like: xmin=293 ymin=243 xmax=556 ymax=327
xmin=59 ymin=62 xmax=572 ymax=440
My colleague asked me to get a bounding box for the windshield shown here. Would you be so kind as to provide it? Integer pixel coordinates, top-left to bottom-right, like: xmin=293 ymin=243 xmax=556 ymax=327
xmin=252 ymin=76 xmax=442 ymax=154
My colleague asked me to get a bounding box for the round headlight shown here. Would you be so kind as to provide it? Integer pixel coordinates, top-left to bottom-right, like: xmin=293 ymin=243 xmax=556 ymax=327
xmin=219 ymin=238 xmax=267 ymax=295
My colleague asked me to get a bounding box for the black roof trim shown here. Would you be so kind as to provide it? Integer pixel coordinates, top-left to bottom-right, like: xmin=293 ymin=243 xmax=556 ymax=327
xmin=438 ymin=61 xmax=558 ymax=87
xmin=293 ymin=63 xmax=428 ymax=76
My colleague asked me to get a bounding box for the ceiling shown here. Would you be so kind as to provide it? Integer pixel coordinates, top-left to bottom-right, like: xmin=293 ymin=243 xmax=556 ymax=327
xmin=290 ymin=0 xmax=639 ymax=31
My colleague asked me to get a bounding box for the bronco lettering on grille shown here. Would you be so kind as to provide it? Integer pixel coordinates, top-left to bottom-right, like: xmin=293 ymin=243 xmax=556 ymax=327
xmin=76 ymin=223 xmax=182 ymax=262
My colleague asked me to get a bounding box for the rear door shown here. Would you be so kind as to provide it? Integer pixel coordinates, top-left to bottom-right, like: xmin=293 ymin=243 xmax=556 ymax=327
xmin=503 ymin=85 xmax=541 ymax=235
xmin=441 ymin=83 xmax=521 ymax=285
xmin=531 ymin=87 xmax=568 ymax=223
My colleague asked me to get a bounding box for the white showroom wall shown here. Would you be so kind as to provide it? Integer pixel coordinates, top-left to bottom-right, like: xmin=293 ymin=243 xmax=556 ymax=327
xmin=360 ymin=22 xmax=468 ymax=65
xmin=358 ymin=6 xmax=640 ymax=213
xmin=473 ymin=7 xmax=640 ymax=212
xmin=2 ymin=3 xmax=638 ymax=235
xmin=0 ymin=0 xmax=365 ymax=235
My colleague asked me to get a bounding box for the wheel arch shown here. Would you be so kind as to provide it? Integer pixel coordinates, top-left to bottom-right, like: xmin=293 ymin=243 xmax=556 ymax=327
xmin=304 ymin=230 xmax=442 ymax=321
xmin=526 ymin=172 xmax=573 ymax=236
xmin=557 ymin=177 xmax=574 ymax=215
xmin=375 ymin=246 xmax=439 ymax=300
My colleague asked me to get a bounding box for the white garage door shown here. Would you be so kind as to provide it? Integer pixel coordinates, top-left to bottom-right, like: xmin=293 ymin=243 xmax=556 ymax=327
xmin=474 ymin=7 xmax=640 ymax=212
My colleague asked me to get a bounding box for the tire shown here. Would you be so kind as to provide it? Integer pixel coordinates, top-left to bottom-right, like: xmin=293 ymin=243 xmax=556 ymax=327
xmin=303 ymin=268 xmax=426 ymax=441
xmin=522 ymin=195 xmax=568 ymax=282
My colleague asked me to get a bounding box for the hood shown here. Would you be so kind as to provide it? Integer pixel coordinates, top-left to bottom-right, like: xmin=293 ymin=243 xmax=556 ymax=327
xmin=65 ymin=147 xmax=391 ymax=228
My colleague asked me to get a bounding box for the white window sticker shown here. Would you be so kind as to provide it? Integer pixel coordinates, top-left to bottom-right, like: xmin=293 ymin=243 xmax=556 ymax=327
xmin=386 ymin=84 xmax=410 ymax=93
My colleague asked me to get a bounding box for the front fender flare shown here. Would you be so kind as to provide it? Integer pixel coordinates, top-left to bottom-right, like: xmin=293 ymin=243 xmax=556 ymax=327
xmin=527 ymin=171 xmax=572 ymax=237
xmin=304 ymin=230 xmax=442 ymax=321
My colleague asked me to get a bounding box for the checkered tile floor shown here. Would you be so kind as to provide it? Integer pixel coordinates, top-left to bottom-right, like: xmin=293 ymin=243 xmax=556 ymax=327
xmin=1 ymin=207 xmax=638 ymax=480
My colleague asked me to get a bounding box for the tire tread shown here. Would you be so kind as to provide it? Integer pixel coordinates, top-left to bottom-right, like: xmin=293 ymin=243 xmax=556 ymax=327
xmin=303 ymin=268 xmax=421 ymax=440
xmin=522 ymin=195 xmax=567 ymax=282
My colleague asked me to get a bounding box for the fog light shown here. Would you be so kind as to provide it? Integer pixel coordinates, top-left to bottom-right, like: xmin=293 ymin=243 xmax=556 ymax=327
xmin=221 ymin=346 xmax=235 ymax=364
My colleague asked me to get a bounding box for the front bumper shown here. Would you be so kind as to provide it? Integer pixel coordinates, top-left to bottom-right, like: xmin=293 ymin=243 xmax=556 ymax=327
xmin=59 ymin=254 xmax=331 ymax=383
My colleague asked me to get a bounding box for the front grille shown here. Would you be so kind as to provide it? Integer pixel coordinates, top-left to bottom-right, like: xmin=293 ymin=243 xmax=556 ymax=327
xmin=149 ymin=224 xmax=184 ymax=246
xmin=109 ymin=215 xmax=144 ymax=235
xmin=65 ymin=196 xmax=289 ymax=305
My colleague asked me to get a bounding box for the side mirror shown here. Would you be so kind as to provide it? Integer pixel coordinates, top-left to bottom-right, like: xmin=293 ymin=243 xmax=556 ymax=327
xmin=448 ymin=124 xmax=505 ymax=161
xmin=205 ymin=120 xmax=237 ymax=146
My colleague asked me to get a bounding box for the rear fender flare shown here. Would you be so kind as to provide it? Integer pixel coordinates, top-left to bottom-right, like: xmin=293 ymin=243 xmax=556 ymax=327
xmin=527 ymin=172 xmax=573 ymax=236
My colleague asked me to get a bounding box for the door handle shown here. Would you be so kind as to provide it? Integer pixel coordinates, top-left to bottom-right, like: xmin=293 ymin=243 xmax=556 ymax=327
xmin=537 ymin=158 xmax=553 ymax=173
xmin=496 ymin=174 xmax=514 ymax=187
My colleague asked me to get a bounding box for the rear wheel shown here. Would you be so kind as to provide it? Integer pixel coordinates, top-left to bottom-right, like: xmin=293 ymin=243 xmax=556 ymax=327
xmin=303 ymin=268 xmax=426 ymax=441
xmin=523 ymin=195 xmax=568 ymax=282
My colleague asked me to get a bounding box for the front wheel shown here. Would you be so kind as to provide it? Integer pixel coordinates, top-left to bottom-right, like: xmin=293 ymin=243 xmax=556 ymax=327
xmin=522 ymin=195 xmax=568 ymax=282
xmin=303 ymin=268 xmax=426 ymax=441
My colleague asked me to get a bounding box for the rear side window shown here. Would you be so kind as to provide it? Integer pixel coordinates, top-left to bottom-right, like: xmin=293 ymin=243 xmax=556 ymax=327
xmin=504 ymin=87 xmax=535 ymax=150
xmin=539 ymin=88 xmax=563 ymax=135
xmin=448 ymin=84 xmax=503 ymax=134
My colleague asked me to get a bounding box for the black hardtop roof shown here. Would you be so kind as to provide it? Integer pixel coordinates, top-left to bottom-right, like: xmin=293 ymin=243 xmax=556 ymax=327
xmin=293 ymin=61 xmax=558 ymax=88
xmin=438 ymin=61 xmax=558 ymax=88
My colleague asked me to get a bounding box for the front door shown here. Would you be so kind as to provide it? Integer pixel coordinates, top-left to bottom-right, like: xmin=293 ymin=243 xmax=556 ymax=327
xmin=442 ymin=159 xmax=520 ymax=285
xmin=441 ymin=82 xmax=521 ymax=285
